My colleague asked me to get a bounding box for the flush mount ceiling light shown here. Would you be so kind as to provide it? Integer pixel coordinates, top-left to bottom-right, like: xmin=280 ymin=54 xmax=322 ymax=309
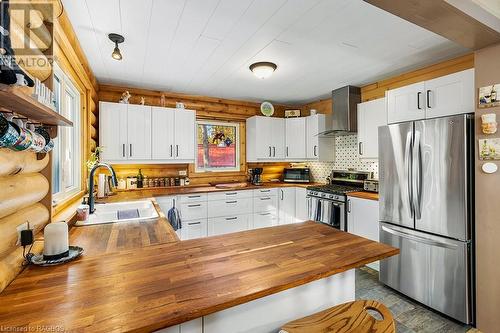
xmin=249 ymin=61 xmax=277 ymax=79
xmin=108 ymin=33 xmax=124 ymax=61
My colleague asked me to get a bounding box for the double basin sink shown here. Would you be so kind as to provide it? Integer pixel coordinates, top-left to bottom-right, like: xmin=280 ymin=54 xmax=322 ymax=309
xmin=75 ymin=200 xmax=159 ymax=226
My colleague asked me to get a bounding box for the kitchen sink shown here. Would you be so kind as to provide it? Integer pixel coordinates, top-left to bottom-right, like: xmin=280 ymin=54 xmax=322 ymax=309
xmin=75 ymin=200 xmax=159 ymax=226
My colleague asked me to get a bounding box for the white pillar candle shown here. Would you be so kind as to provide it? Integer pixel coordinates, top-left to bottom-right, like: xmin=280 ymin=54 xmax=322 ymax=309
xmin=43 ymin=222 xmax=69 ymax=259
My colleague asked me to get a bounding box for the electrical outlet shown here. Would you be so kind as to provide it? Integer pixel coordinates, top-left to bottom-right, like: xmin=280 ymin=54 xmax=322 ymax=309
xmin=16 ymin=222 xmax=29 ymax=246
xmin=179 ymin=170 xmax=187 ymax=176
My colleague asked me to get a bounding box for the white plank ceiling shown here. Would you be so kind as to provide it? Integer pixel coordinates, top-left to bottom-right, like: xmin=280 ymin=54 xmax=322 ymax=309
xmin=62 ymin=0 xmax=468 ymax=104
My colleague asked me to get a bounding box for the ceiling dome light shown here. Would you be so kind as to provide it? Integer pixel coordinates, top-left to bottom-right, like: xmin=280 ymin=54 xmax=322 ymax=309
xmin=249 ymin=62 xmax=277 ymax=79
xmin=108 ymin=33 xmax=124 ymax=61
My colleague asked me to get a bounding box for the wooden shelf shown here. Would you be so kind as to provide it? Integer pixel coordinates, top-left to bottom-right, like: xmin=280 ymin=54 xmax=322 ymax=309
xmin=0 ymin=84 xmax=73 ymax=127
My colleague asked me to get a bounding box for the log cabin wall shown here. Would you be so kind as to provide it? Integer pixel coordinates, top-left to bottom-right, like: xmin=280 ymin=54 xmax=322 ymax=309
xmin=0 ymin=149 xmax=50 ymax=292
xmin=98 ymin=85 xmax=296 ymax=185
xmin=0 ymin=4 xmax=98 ymax=293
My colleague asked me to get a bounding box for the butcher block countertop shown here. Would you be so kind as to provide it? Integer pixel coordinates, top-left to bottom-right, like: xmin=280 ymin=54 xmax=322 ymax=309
xmin=0 ymin=221 xmax=398 ymax=332
xmin=348 ymin=191 xmax=379 ymax=201
xmin=99 ymin=181 xmax=323 ymax=202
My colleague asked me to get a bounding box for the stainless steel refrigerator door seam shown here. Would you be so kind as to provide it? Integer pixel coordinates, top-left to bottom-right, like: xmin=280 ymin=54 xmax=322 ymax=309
xmin=381 ymin=225 xmax=458 ymax=249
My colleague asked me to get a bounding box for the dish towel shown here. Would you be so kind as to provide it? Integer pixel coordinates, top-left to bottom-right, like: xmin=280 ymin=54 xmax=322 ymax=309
xmin=167 ymin=202 xmax=182 ymax=231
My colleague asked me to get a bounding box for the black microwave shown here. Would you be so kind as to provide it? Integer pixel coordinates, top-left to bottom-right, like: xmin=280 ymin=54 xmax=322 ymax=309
xmin=283 ymin=168 xmax=311 ymax=183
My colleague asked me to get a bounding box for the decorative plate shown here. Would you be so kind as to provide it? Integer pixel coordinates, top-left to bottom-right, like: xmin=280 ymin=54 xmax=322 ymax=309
xmin=29 ymin=246 xmax=84 ymax=266
xmin=260 ymin=101 xmax=274 ymax=117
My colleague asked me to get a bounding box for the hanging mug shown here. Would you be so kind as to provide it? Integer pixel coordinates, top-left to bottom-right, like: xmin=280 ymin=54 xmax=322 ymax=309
xmin=0 ymin=114 xmax=20 ymax=148
xmin=27 ymin=124 xmax=46 ymax=152
xmin=35 ymin=126 xmax=54 ymax=153
xmin=9 ymin=119 xmax=33 ymax=151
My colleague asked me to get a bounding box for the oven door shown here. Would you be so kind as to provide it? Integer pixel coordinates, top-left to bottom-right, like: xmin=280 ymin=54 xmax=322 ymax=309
xmin=307 ymin=196 xmax=345 ymax=230
xmin=320 ymin=199 xmax=345 ymax=230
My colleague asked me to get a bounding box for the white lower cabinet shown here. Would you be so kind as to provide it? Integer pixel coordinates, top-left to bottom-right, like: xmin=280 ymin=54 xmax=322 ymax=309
xmin=155 ymin=318 xmax=202 ymax=333
xmin=208 ymin=197 xmax=253 ymax=218
xmin=180 ymin=201 xmax=208 ymax=221
xmin=252 ymin=212 xmax=278 ymax=229
xmin=208 ymin=215 xmax=250 ymax=236
xmin=295 ymin=187 xmax=308 ymax=222
xmin=181 ymin=219 xmax=208 ymax=240
xmin=278 ymin=187 xmax=296 ymax=225
xmin=253 ymin=195 xmax=278 ymax=213
xmin=347 ymin=196 xmax=380 ymax=270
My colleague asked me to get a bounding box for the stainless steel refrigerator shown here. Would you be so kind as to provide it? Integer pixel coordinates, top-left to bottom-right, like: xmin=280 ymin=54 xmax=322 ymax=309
xmin=378 ymin=114 xmax=474 ymax=324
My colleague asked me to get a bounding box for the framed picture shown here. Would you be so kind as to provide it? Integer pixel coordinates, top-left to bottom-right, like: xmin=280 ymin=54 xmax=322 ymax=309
xmin=479 ymin=138 xmax=500 ymax=160
xmin=479 ymin=84 xmax=500 ymax=108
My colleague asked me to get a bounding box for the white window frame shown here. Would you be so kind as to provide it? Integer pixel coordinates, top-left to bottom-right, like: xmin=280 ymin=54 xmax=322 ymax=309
xmin=195 ymin=120 xmax=240 ymax=173
xmin=52 ymin=62 xmax=82 ymax=204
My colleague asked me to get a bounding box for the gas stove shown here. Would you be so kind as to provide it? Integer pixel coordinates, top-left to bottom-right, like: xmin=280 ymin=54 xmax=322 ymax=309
xmin=306 ymin=170 xmax=372 ymax=231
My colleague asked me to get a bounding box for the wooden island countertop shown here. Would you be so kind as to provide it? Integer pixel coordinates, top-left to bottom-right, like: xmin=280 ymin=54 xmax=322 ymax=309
xmin=0 ymin=221 xmax=398 ymax=332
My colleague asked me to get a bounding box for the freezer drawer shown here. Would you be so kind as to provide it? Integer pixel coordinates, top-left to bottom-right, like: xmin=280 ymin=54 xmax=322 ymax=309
xmin=379 ymin=223 xmax=472 ymax=324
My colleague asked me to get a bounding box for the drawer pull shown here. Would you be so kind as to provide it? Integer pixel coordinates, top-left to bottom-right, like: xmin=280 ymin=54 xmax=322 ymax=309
xmin=188 ymin=195 xmax=201 ymax=198
xmin=187 ymin=204 xmax=202 ymax=208
xmin=260 ymin=190 xmax=271 ymax=193
xmin=225 ymin=217 xmax=238 ymax=221
xmin=225 ymin=192 xmax=237 ymax=195
xmin=260 ymin=213 xmax=271 ymax=216
xmin=260 ymin=197 xmax=271 ymax=201
xmin=226 ymin=201 xmax=238 ymax=204
xmin=188 ymin=222 xmax=201 ymax=226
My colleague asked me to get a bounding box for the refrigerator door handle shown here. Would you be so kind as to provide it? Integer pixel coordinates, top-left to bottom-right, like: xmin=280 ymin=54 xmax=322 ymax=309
xmin=413 ymin=130 xmax=422 ymax=219
xmin=381 ymin=225 xmax=458 ymax=249
xmin=404 ymin=131 xmax=414 ymax=219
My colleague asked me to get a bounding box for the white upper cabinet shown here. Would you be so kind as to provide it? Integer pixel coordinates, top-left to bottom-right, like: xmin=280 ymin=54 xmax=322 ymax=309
xmin=357 ymin=98 xmax=387 ymax=160
xmin=386 ymin=69 xmax=474 ymax=124
xmin=100 ymin=102 xmax=195 ymax=163
xmin=424 ymin=68 xmax=474 ymax=119
xmin=386 ymin=82 xmax=425 ymax=124
xmin=99 ymin=102 xmax=127 ymax=161
xmin=306 ymin=114 xmax=335 ymax=162
xmin=127 ymin=104 xmax=152 ymax=160
xmin=151 ymin=107 xmax=175 ymax=160
xmin=285 ymin=117 xmax=306 ymax=159
xmin=174 ymin=109 xmax=196 ymax=160
xmin=246 ymin=116 xmax=285 ymax=162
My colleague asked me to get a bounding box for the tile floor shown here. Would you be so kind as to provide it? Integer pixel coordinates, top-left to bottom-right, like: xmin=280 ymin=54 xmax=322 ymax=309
xmin=355 ymin=267 xmax=474 ymax=333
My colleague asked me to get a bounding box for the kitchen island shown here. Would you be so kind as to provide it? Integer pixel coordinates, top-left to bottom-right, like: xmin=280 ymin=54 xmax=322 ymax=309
xmin=0 ymin=219 xmax=398 ymax=333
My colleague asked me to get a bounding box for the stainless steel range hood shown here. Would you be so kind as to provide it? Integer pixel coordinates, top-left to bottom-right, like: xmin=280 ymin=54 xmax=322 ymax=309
xmin=318 ymin=85 xmax=361 ymax=137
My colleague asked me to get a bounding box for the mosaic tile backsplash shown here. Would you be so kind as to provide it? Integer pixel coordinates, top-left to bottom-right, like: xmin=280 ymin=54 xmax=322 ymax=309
xmin=308 ymin=135 xmax=378 ymax=183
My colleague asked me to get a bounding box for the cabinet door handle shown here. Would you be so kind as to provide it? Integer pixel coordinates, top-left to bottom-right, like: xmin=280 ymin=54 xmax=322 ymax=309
xmin=188 ymin=222 xmax=201 ymax=226
xmin=417 ymin=92 xmax=422 ymax=110
xmin=273 ymin=146 xmax=276 ymax=157
xmin=170 ymin=145 xmax=173 ymax=157
xmin=176 ymin=145 xmax=179 ymax=157
xmin=347 ymin=199 xmax=351 ymax=213
xmin=129 ymin=144 xmax=132 ymax=157
xmin=122 ymin=144 xmax=125 ymax=157
xmin=280 ymin=189 xmax=284 ymax=200
xmin=286 ymin=146 xmax=289 ymax=157
xmin=358 ymin=142 xmax=363 ymax=155
xmin=225 ymin=200 xmax=238 ymax=204
xmin=225 ymin=217 xmax=237 ymax=221
xmin=187 ymin=204 xmax=201 ymax=208
xmin=269 ymin=146 xmax=272 ymax=157
xmin=314 ymin=145 xmax=317 ymax=157
xmin=426 ymin=90 xmax=431 ymax=108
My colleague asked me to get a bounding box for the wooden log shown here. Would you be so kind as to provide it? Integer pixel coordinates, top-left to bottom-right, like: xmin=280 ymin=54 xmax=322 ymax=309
xmin=0 ymin=148 xmax=49 ymax=177
xmin=0 ymin=203 xmax=49 ymax=259
xmin=0 ymin=242 xmax=43 ymax=293
xmin=0 ymin=173 xmax=49 ymax=219
xmin=90 ymin=111 xmax=97 ymax=126
xmin=90 ymin=125 xmax=97 ymax=139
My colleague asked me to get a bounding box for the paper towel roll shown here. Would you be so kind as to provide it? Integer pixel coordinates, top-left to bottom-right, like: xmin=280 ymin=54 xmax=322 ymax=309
xmin=97 ymin=174 xmax=106 ymax=198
